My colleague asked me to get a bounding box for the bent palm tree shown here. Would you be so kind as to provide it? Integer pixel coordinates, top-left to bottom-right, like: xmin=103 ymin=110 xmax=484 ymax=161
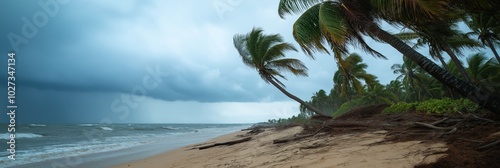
xmin=278 ymin=0 xmax=500 ymax=113
xmin=234 ymin=27 xmax=330 ymax=117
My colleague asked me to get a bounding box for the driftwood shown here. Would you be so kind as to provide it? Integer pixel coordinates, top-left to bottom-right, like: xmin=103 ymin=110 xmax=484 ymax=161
xmin=198 ymin=137 xmax=251 ymax=150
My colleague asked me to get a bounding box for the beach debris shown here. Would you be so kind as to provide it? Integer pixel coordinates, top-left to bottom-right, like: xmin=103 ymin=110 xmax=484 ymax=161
xmin=198 ymin=137 xmax=252 ymax=150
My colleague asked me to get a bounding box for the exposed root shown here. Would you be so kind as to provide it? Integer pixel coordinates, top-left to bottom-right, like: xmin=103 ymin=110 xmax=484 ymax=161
xmin=431 ymin=117 xmax=450 ymax=126
xmin=414 ymin=122 xmax=456 ymax=131
xmin=477 ymin=140 xmax=500 ymax=151
xmin=273 ymin=125 xmax=325 ymax=144
xmin=458 ymin=138 xmax=484 ymax=143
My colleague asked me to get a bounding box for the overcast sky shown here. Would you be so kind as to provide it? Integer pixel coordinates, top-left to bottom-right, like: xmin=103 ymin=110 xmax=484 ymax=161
xmin=0 ymin=0 xmax=440 ymax=124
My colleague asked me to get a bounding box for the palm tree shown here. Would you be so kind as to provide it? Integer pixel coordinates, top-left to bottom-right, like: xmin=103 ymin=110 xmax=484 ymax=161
xmin=233 ymin=27 xmax=331 ymax=117
xmin=391 ymin=57 xmax=433 ymax=101
xmin=466 ymin=53 xmax=500 ymax=94
xmin=333 ymin=53 xmax=377 ymax=102
xmin=386 ymin=80 xmax=404 ymax=101
xmin=277 ymin=0 xmax=500 ymax=113
xmin=466 ymin=12 xmax=500 ymax=63
xmin=360 ymin=84 xmax=398 ymax=105
xmin=397 ymin=22 xmax=481 ymax=82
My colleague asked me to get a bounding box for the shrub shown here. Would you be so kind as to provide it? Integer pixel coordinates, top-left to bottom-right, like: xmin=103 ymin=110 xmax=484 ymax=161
xmin=415 ymin=98 xmax=457 ymax=114
xmin=382 ymin=102 xmax=417 ymax=114
xmin=383 ymin=98 xmax=484 ymax=114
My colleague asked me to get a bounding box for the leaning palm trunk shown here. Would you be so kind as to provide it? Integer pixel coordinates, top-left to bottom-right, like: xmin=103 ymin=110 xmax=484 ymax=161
xmin=436 ymin=55 xmax=450 ymax=71
xmin=366 ymin=24 xmax=500 ymax=114
xmin=443 ymin=46 xmax=472 ymax=82
xmin=486 ymin=39 xmax=500 ymax=63
xmin=264 ymin=75 xmax=331 ymax=118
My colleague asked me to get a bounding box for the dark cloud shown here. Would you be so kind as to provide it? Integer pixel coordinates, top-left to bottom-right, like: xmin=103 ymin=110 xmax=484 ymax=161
xmin=0 ymin=0 xmax=406 ymax=123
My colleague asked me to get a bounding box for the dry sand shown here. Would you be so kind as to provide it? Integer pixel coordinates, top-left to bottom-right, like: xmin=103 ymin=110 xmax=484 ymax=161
xmin=112 ymin=126 xmax=447 ymax=168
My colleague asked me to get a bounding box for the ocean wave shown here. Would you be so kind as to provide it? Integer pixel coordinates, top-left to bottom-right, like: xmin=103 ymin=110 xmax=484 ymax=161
xmin=79 ymin=124 xmax=94 ymax=127
xmin=161 ymin=126 xmax=179 ymax=130
xmin=100 ymin=127 xmax=113 ymax=131
xmin=29 ymin=124 xmax=46 ymax=127
xmin=0 ymin=133 xmax=43 ymax=140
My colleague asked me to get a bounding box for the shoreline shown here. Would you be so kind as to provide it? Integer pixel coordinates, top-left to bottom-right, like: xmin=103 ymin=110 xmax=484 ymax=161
xmin=112 ymin=126 xmax=447 ymax=168
xmin=9 ymin=127 xmax=246 ymax=168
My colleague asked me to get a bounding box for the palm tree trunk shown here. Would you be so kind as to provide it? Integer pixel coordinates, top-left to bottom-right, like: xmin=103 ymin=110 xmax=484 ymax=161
xmin=366 ymin=24 xmax=500 ymax=114
xmin=265 ymin=76 xmax=331 ymax=118
xmin=486 ymin=39 xmax=500 ymax=63
xmin=443 ymin=46 xmax=472 ymax=82
xmin=437 ymin=55 xmax=450 ymax=70
xmin=433 ymin=55 xmax=456 ymax=98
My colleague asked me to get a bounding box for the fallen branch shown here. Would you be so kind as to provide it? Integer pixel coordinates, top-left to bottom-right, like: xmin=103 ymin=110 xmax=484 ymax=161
xmin=198 ymin=137 xmax=252 ymax=150
xmin=477 ymin=140 xmax=500 ymax=150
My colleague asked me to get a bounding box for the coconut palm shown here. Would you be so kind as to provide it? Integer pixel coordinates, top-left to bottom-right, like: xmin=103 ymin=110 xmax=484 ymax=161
xmin=391 ymin=57 xmax=433 ymax=101
xmin=277 ymin=0 xmax=500 ymax=113
xmin=386 ymin=80 xmax=404 ymax=101
xmin=466 ymin=53 xmax=500 ymax=94
xmin=360 ymin=84 xmax=398 ymax=105
xmin=396 ymin=22 xmax=481 ymax=82
xmin=333 ymin=53 xmax=377 ymax=107
xmin=466 ymin=12 xmax=500 ymax=63
xmin=233 ymin=27 xmax=330 ymax=117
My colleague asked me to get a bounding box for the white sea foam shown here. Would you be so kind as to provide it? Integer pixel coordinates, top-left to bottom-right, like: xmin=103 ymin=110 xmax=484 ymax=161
xmin=0 ymin=124 xmax=250 ymax=167
xmin=0 ymin=133 xmax=43 ymax=140
xmin=79 ymin=124 xmax=94 ymax=127
xmin=29 ymin=124 xmax=46 ymax=127
xmin=100 ymin=127 xmax=113 ymax=131
xmin=161 ymin=126 xmax=178 ymax=130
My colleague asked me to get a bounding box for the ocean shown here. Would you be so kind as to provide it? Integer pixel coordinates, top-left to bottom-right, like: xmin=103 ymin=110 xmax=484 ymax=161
xmin=0 ymin=123 xmax=250 ymax=168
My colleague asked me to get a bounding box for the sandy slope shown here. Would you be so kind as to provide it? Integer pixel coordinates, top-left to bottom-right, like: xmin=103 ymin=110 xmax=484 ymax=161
xmin=112 ymin=126 xmax=447 ymax=168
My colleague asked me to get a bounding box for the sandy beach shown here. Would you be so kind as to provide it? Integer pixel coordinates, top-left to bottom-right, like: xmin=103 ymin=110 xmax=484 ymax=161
xmin=112 ymin=126 xmax=447 ymax=168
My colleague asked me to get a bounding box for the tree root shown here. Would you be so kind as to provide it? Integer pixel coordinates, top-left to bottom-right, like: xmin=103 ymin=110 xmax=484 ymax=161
xmin=414 ymin=122 xmax=455 ymax=131
xmin=431 ymin=117 xmax=450 ymax=126
xmin=477 ymin=140 xmax=500 ymax=151
xmin=413 ymin=121 xmax=458 ymax=138
xmin=458 ymin=138 xmax=484 ymax=143
xmin=273 ymin=125 xmax=325 ymax=144
xmin=198 ymin=137 xmax=252 ymax=150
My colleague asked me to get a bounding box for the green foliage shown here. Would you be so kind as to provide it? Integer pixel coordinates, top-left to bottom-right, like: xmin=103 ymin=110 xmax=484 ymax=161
xmin=383 ymin=98 xmax=483 ymax=114
xmin=415 ymin=98 xmax=457 ymax=114
xmin=332 ymin=98 xmax=363 ymax=117
xmin=382 ymin=102 xmax=418 ymax=114
xmin=267 ymin=113 xmax=311 ymax=126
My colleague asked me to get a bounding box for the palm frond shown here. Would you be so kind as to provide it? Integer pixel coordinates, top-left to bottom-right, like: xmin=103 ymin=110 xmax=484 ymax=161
xmin=278 ymin=0 xmax=324 ymax=19
xmin=267 ymin=58 xmax=308 ymax=77
xmin=264 ymin=43 xmax=298 ymax=62
xmin=292 ymin=4 xmax=330 ymax=57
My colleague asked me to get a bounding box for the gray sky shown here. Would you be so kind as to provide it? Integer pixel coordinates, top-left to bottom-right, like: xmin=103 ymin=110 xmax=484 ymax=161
xmin=0 ymin=0 xmax=445 ymax=124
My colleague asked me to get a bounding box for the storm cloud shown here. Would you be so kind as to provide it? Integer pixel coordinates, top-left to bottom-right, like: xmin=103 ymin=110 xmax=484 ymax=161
xmin=0 ymin=0 xmax=403 ymax=123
